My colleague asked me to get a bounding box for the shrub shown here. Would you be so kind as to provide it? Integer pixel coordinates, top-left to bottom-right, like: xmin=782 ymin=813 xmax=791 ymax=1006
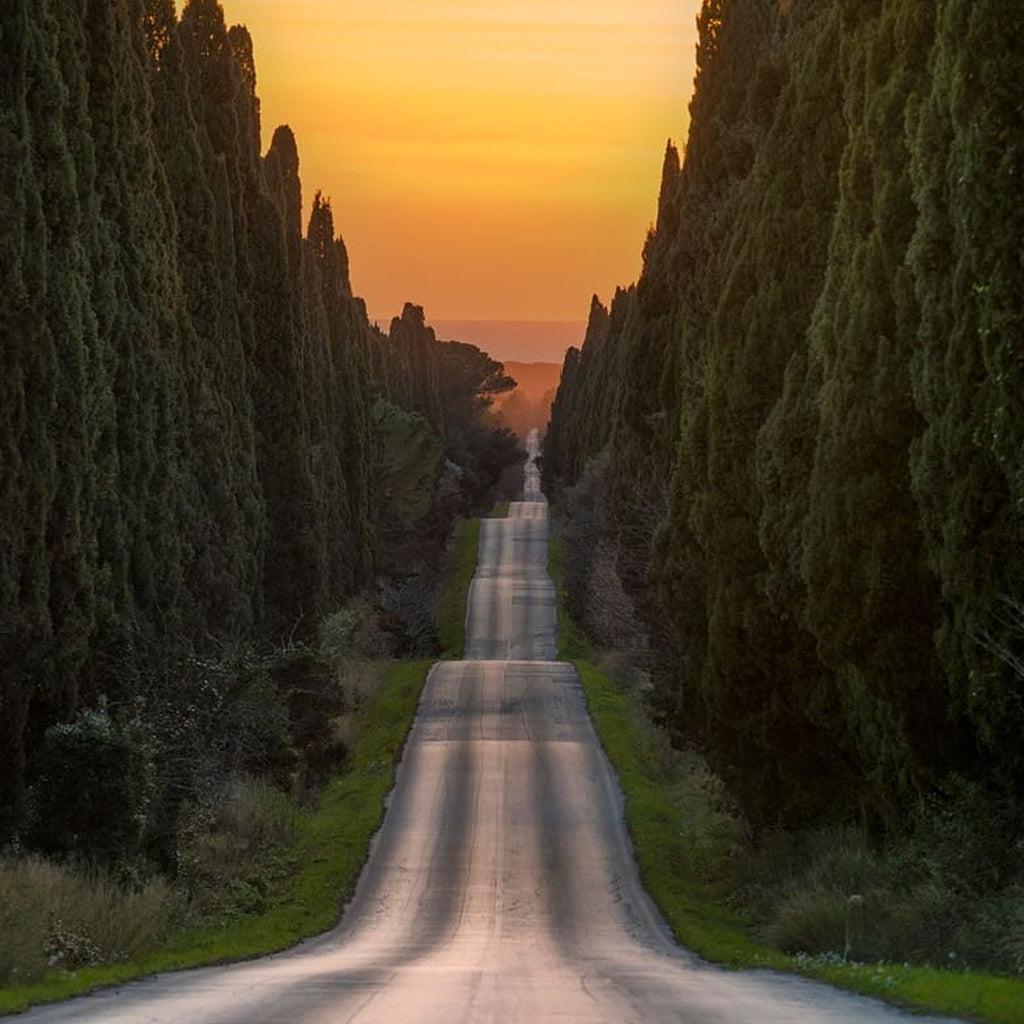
xmin=668 ymin=751 xmax=745 ymax=882
xmin=899 ymin=775 xmax=1023 ymax=898
xmin=764 ymin=886 xmax=849 ymax=956
xmin=137 ymin=643 xmax=295 ymax=870
xmin=320 ymin=597 xmax=389 ymax=662
xmin=30 ymin=700 xmax=155 ymax=866
xmin=744 ymin=808 xmax=1024 ymax=971
xmin=175 ymin=776 xmax=297 ymax=922
xmin=378 ymin=576 xmax=439 ymax=657
xmin=270 ymin=647 xmax=350 ymax=791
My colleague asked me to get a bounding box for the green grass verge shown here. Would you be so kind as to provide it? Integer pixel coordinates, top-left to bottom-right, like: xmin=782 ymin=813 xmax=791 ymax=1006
xmin=487 ymin=501 xmax=510 ymax=518
xmin=547 ymin=531 xmax=1024 ymax=1024
xmin=436 ymin=517 xmax=480 ymax=658
xmin=0 ymin=660 xmax=433 ymax=1016
xmin=571 ymin=656 xmax=783 ymax=968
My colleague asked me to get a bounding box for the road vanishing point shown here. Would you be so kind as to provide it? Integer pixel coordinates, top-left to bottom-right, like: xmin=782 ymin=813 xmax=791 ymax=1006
xmin=9 ymin=431 xmax=962 ymax=1023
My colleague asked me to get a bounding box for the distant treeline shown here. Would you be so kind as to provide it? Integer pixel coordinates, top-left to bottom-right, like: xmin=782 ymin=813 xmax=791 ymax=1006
xmin=544 ymin=0 xmax=1023 ymax=825
xmin=0 ymin=0 xmax=519 ymax=840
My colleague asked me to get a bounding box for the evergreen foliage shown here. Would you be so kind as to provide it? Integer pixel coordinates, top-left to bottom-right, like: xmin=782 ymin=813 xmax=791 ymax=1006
xmin=544 ymin=0 xmax=1024 ymax=836
xmin=0 ymin=1 xmax=520 ymax=850
xmin=31 ymin=702 xmax=155 ymax=867
xmin=377 ymin=303 xmax=523 ymax=516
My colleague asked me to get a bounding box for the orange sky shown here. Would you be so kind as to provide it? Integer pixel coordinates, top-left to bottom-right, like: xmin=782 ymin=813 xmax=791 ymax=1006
xmin=219 ymin=0 xmax=702 ymax=331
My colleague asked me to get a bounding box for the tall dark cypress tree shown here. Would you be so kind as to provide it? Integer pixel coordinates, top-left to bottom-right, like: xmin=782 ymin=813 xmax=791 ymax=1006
xmin=652 ymin=0 xmax=774 ymax=753
xmin=29 ymin=0 xmax=101 ymax=720
xmin=302 ymin=191 xmax=375 ymax=596
xmin=754 ymin=5 xmax=847 ymax=778
xmin=384 ymin=305 xmax=448 ymax=438
xmin=142 ymin=0 xmax=262 ymax=638
xmin=799 ymin=0 xmax=951 ymax=810
xmin=907 ymin=0 xmax=1024 ymax=787
xmin=0 ymin=0 xmax=59 ymax=831
xmin=542 ymin=295 xmax=613 ymax=493
xmin=686 ymin=1 xmax=856 ymax=818
xmin=83 ymin=0 xmax=193 ymax=644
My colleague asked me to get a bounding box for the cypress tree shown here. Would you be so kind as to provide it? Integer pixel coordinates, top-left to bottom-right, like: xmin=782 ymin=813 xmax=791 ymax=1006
xmin=82 ymin=0 xmax=195 ymax=646
xmin=143 ymin=0 xmax=262 ymax=637
xmin=0 ymin=0 xmax=59 ymax=831
xmin=907 ymin=0 xmax=1024 ymax=787
xmin=310 ymin=194 xmax=375 ymax=595
xmin=29 ymin=0 xmax=100 ymax=716
xmin=652 ymin=0 xmax=775 ymax=749
xmin=799 ymin=0 xmax=949 ymax=810
xmin=542 ymin=296 xmax=612 ymax=493
xmin=687 ymin=2 xmax=854 ymax=818
xmin=383 ymin=304 xmax=448 ymax=437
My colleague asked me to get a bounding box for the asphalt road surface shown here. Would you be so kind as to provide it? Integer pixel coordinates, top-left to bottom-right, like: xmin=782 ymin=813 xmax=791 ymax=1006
xmin=9 ymin=431 xmax=961 ymax=1023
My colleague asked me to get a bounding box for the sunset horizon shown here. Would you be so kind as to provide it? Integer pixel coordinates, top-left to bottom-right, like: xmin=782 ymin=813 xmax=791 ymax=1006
xmin=214 ymin=0 xmax=703 ymax=357
xmin=5 ymin=1 xmax=1020 ymax=1012
xmin=370 ymin=315 xmax=589 ymax=363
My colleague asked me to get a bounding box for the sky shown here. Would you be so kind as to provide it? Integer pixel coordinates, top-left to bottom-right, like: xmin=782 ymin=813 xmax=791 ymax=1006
xmin=219 ymin=0 xmax=702 ymax=357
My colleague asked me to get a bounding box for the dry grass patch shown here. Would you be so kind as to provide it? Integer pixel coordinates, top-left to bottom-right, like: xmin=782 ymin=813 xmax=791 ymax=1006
xmin=0 ymin=857 xmax=169 ymax=986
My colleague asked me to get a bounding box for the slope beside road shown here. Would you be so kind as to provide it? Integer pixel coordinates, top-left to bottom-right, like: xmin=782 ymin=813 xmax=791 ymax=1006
xmin=6 ymin=430 xmax=963 ymax=1023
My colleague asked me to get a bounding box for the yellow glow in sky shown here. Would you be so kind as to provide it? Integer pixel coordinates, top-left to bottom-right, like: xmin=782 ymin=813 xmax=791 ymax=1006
xmin=220 ymin=0 xmax=702 ymax=323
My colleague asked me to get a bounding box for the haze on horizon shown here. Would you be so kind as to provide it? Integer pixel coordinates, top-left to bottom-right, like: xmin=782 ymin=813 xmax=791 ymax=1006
xmin=217 ymin=0 xmax=703 ymax=356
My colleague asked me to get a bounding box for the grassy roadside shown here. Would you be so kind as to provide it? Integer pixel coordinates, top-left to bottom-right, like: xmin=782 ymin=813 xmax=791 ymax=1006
xmin=487 ymin=501 xmax=510 ymax=518
xmin=0 ymin=659 xmax=432 ymax=1016
xmin=547 ymin=531 xmax=1024 ymax=1024
xmin=0 ymin=519 xmax=484 ymax=1016
xmin=437 ymin=517 xmax=481 ymax=658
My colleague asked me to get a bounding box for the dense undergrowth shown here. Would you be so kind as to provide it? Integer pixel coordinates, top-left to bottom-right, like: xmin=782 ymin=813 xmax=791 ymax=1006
xmin=549 ymin=531 xmax=1024 ymax=1024
xmin=0 ymin=519 xmax=481 ymax=1014
xmin=0 ymin=658 xmax=431 ymax=1015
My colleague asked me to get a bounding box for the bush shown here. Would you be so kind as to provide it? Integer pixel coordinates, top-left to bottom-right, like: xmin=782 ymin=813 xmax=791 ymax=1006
xmin=898 ymin=775 xmax=1023 ymax=898
xmin=742 ymin=805 xmax=1024 ymax=971
xmin=30 ymin=700 xmax=154 ymax=866
xmin=0 ymin=856 xmax=169 ymax=985
xmin=376 ymin=576 xmax=439 ymax=657
xmin=667 ymin=751 xmax=745 ymax=882
xmin=764 ymin=886 xmax=849 ymax=955
xmin=175 ymin=776 xmax=297 ymax=922
xmin=320 ymin=597 xmax=389 ymax=662
xmin=135 ymin=643 xmax=295 ymax=870
xmin=270 ymin=647 xmax=350 ymax=792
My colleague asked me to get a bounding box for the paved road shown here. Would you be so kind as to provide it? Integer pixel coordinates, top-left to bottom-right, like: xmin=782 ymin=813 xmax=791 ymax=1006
xmin=9 ymin=430 xmax=960 ymax=1023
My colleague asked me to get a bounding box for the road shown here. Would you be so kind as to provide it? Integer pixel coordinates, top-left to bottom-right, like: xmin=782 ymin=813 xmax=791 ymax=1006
xmin=10 ymin=430 xmax=960 ymax=1023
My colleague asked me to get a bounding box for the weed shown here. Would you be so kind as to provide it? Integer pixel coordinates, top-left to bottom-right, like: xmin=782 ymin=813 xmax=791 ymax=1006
xmin=763 ymin=886 xmax=849 ymax=955
xmin=175 ymin=776 xmax=298 ymax=922
xmin=0 ymin=857 xmax=169 ymax=986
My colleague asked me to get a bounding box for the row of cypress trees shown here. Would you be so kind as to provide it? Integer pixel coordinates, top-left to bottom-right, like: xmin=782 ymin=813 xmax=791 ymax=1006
xmin=0 ymin=0 xmax=516 ymax=843
xmin=544 ymin=0 xmax=1023 ymax=826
